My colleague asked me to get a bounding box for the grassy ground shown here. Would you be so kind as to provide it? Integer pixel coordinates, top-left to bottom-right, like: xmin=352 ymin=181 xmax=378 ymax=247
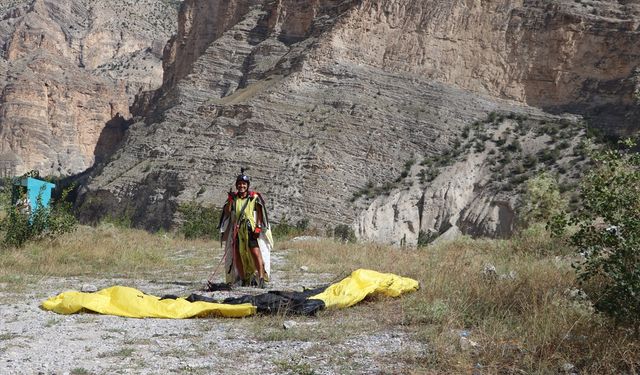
xmin=1 ymin=223 xmax=638 ymax=373
xmin=279 ymin=226 xmax=639 ymax=374
xmin=0 ymin=224 xmax=213 ymax=289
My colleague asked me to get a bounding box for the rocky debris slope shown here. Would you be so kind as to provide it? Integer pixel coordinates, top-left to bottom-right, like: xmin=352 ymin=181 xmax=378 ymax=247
xmin=76 ymin=0 xmax=639 ymax=240
xmin=355 ymin=111 xmax=591 ymax=246
xmin=0 ymin=0 xmax=180 ymax=176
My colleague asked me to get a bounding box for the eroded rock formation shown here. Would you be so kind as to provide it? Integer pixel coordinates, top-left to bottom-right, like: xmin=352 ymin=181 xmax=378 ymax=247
xmin=0 ymin=0 xmax=179 ymax=176
xmin=75 ymin=0 xmax=639 ymax=241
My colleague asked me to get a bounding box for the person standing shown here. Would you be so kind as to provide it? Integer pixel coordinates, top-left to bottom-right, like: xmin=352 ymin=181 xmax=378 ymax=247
xmin=219 ymin=169 xmax=272 ymax=288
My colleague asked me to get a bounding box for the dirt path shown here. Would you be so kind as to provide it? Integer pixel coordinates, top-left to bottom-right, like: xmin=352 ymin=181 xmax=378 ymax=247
xmin=0 ymin=252 xmax=427 ymax=374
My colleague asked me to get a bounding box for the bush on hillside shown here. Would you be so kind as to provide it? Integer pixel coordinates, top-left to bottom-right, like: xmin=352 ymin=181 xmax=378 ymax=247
xmin=177 ymin=202 xmax=221 ymax=240
xmin=550 ymin=139 xmax=640 ymax=331
xmin=417 ymin=229 xmax=438 ymax=247
xmin=271 ymin=215 xmax=311 ymax=240
xmin=331 ymin=224 xmax=356 ymax=243
xmin=519 ymin=172 xmax=567 ymax=228
xmin=0 ymin=183 xmax=77 ymax=248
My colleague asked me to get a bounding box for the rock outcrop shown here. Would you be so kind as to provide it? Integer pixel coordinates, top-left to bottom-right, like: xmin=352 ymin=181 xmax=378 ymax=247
xmin=356 ymin=111 xmax=590 ymax=246
xmin=330 ymin=0 xmax=640 ymax=131
xmin=0 ymin=0 xmax=179 ymax=176
xmin=69 ymin=0 xmax=639 ymax=240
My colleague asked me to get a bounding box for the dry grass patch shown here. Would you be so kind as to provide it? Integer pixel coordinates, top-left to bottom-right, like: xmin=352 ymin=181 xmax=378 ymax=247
xmin=0 ymin=223 xmax=220 ymax=289
xmin=97 ymin=347 xmax=135 ymax=358
xmin=1 ymin=221 xmax=636 ymax=372
xmin=280 ymin=233 xmax=639 ymax=373
xmin=278 ymin=238 xmax=417 ymax=276
xmin=0 ymin=333 xmax=19 ymax=341
xmin=273 ymin=355 xmax=316 ymax=375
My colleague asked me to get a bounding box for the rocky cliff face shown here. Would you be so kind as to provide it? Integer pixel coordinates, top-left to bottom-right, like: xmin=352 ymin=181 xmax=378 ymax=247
xmin=330 ymin=0 xmax=640 ymax=130
xmin=76 ymin=0 xmax=639 ymax=241
xmin=355 ymin=111 xmax=590 ymax=246
xmin=0 ymin=0 xmax=179 ymax=176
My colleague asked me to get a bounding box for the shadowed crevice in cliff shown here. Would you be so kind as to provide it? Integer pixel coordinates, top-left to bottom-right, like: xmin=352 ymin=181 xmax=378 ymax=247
xmin=274 ymin=0 xmax=362 ymax=45
xmin=236 ymin=8 xmax=277 ymax=91
xmin=77 ymin=170 xmax=184 ymax=231
xmin=161 ymin=0 xmax=252 ymax=90
xmin=534 ymin=66 xmax=640 ymax=136
xmin=542 ymin=102 xmax=640 ymax=138
xmin=457 ymin=201 xmax=515 ymax=239
xmin=93 ymin=113 xmax=133 ymax=165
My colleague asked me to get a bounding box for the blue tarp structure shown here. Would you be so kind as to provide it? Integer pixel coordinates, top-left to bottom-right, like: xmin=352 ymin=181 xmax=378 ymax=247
xmin=16 ymin=177 xmax=55 ymax=214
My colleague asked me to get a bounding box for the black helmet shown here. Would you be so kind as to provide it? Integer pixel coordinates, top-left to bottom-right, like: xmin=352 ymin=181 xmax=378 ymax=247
xmin=235 ymin=168 xmax=250 ymax=187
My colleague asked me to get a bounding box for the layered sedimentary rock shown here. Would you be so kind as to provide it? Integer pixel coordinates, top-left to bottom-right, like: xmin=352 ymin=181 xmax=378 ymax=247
xmin=0 ymin=0 xmax=179 ymax=176
xmin=78 ymin=0 xmax=639 ymax=240
xmin=355 ymin=111 xmax=590 ymax=245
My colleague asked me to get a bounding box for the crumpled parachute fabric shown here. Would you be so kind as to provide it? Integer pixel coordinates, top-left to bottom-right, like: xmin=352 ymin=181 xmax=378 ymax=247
xmin=41 ymin=269 xmax=419 ymax=319
xmin=41 ymin=285 xmax=255 ymax=318
xmin=311 ymin=269 xmax=420 ymax=309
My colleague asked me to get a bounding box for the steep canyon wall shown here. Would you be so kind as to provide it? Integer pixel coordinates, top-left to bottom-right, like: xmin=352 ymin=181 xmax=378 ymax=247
xmin=78 ymin=0 xmax=639 ymax=241
xmin=0 ymin=0 xmax=178 ymax=176
xmin=329 ymin=0 xmax=640 ymax=122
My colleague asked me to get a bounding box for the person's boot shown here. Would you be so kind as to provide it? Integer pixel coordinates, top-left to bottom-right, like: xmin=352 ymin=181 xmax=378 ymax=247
xmin=249 ymin=274 xmax=258 ymax=287
xmin=258 ymin=277 xmax=265 ymax=289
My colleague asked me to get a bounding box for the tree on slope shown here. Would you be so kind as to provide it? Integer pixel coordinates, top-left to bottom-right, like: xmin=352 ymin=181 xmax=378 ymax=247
xmin=551 ymin=139 xmax=640 ymax=333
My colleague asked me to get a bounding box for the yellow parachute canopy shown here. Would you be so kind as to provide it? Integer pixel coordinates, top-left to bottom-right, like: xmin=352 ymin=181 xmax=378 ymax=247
xmin=311 ymin=269 xmax=420 ymax=309
xmin=41 ymin=286 xmax=255 ymax=318
xmin=41 ymin=269 xmax=419 ymax=319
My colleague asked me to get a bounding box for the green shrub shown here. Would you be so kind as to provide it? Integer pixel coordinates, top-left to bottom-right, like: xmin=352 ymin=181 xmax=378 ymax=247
xmin=102 ymin=211 xmax=134 ymax=228
xmin=550 ymin=139 xmax=640 ymax=331
xmin=417 ymin=230 xmax=437 ymax=247
xmin=272 ymin=215 xmax=296 ymax=239
xmin=474 ymin=141 xmax=485 ymax=153
xmin=331 ymin=224 xmax=356 ymax=243
xmin=0 ymin=183 xmax=77 ymax=248
xmin=2 ymin=203 xmax=31 ymax=247
xmin=177 ymin=202 xmax=221 ymax=240
xmin=522 ymin=154 xmax=538 ymax=168
xmin=520 ymin=172 xmax=567 ymax=228
xmin=47 ymin=185 xmax=78 ymax=235
xmin=461 ymin=126 xmax=470 ymax=138
xmin=506 ymin=139 xmax=522 ymax=153
xmin=403 ymin=158 xmax=416 ymax=171
xmin=487 ymin=111 xmax=499 ymax=123
xmin=271 ymin=215 xmax=311 ymax=240
xmin=295 ymin=218 xmax=309 ymax=231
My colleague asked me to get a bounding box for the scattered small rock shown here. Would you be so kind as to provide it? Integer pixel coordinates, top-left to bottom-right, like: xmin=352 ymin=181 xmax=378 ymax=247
xmin=291 ymin=236 xmax=322 ymax=242
xmin=481 ymin=264 xmax=497 ymax=279
xmin=283 ymin=320 xmax=298 ymax=330
xmin=459 ymin=336 xmax=479 ymax=351
xmin=564 ymin=288 xmax=587 ymax=301
xmin=81 ymin=284 xmax=98 ymax=293
xmin=560 ymin=362 xmax=577 ymax=374
xmin=300 ymin=266 xmax=309 ymax=272
xmin=499 ymin=270 xmax=517 ymax=280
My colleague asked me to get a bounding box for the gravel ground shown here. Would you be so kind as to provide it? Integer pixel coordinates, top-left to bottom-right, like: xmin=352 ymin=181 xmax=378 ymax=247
xmin=0 ymin=252 xmax=427 ymax=374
